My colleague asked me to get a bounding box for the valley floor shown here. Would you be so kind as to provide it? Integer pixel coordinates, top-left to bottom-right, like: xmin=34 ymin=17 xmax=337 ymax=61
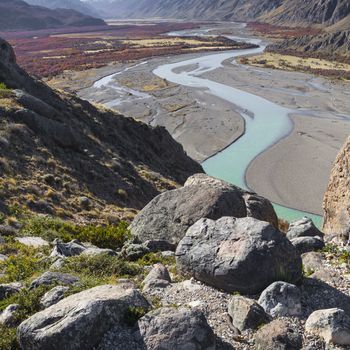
xmin=49 ymin=22 xmax=350 ymax=217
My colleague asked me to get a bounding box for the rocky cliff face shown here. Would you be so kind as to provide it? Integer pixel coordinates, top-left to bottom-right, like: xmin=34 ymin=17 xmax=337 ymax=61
xmin=268 ymin=30 xmax=350 ymax=58
xmin=323 ymin=136 xmax=350 ymax=244
xmin=90 ymin=0 xmax=350 ymax=28
xmin=0 ymin=37 xmax=202 ymax=222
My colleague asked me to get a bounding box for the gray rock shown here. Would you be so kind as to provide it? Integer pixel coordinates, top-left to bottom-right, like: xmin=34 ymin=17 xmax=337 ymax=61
xmin=143 ymin=263 xmax=171 ymax=285
xmin=15 ymin=236 xmax=49 ymax=248
xmin=142 ymin=263 xmax=171 ymax=292
xmin=130 ymin=174 xmax=277 ymax=245
xmin=137 ymin=307 xmax=216 ymax=350
xmin=258 ymin=281 xmax=302 ymax=318
xmin=81 ymin=247 xmax=117 ymax=256
xmin=287 ymin=217 xmax=324 ymax=240
xmin=0 ymin=304 xmax=20 ymax=326
xmin=49 ymin=258 xmax=65 ymax=270
xmin=0 ymin=235 xmax=4 ymax=244
xmin=305 ymin=308 xmax=350 ymax=345
xmin=301 ymin=252 xmax=325 ymax=275
xmin=0 ymin=282 xmax=22 ymax=301
xmin=40 ymin=286 xmax=70 ymax=309
xmin=143 ymin=239 xmax=176 ymax=252
xmin=121 ymin=243 xmax=150 ymax=261
xmin=50 ymin=239 xmax=86 ymax=258
xmin=161 ymin=251 xmax=175 ymax=257
xmin=228 ymin=295 xmax=270 ymax=331
xmin=255 ymin=319 xmax=302 ymax=350
xmin=0 ymin=253 xmax=8 ymax=262
xmin=176 ymin=217 xmax=302 ymax=294
xmin=0 ymin=225 xmax=18 ymax=236
xmin=291 ymin=236 xmax=325 ymax=254
xmin=17 ymin=285 xmax=149 ymax=350
xmin=30 ymin=271 xmax=79 ymax=290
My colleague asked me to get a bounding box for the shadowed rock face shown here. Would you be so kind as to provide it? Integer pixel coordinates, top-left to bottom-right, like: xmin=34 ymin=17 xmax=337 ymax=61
xmin=176 ymin=217 xmax=302 ymax=294
xmin=323 ymin=135 xmax=350 ymax=244
xmin=0 ymin=37 xmax=202 ymax=221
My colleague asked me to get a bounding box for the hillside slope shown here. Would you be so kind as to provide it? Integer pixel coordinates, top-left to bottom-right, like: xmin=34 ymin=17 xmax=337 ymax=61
xmin=25 ymin=0 xmax=99 ymax=18
xmin=0 ymin=0 xmax=105 ymax=31
xmin=0 ymin=37 xmax=202 ymax=222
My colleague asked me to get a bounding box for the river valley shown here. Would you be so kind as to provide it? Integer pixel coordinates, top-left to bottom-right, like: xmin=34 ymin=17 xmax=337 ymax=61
xmin=62 ymin=22 xmax=350 ymax=225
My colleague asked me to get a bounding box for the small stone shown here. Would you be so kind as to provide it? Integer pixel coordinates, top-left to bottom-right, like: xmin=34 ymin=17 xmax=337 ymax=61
xmin=40 ymin=286 xmax=69 ymax=309
xmin=287 ymin=217 xmax=324 ymax=240
xmin=305 ymin=308 xmax=350 ymax=345
xmin=30 ymin=271 xmax=79 ymax=290
xmin=0 ymin=282 xmax=22 ymax=301
xmin=258 ymin=281 xmax=302 ymax=318
xmin=15 ymin=236 xmax=49 ymax=248
xmin=291 ymin=236 xmax=325 ymax=254
xmin=0 ymin=304 xmax=20 ymax=326
xmin=255 ymin=319 xmax=302 ymax=350
xmin=228 ymin=295 xmax=270 ymax=331
xmin=50 ymin=239 xmax=86 ymax=258
xmin=137 ymin=307 xmax=216 ymax=350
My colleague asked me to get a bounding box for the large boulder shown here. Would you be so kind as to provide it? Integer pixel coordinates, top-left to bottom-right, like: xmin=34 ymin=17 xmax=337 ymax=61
xmin=130 ymin=174 xmax=278 ymax=245
xmin=323 ymin=136 xmax=350 ymax=244
xmin=176 ymin=217 xmax=302 ymax=294
xmin=228 ymin=295 xmax=270 ymax=331
xmin=305 ymin=308 xmax=350 ymax=345
xmin=286 ymin=217 xmax=324 ymax=240
xmin=137 ymin=307 xmax=216 ymax=350
xmin=17 ymin=285 xmax=149 ymax=350
xmin=258 ymin=281 xmax=301 ymax=318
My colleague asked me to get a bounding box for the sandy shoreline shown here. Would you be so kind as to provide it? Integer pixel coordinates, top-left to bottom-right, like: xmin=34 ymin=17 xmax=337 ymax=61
xmin=49 ymin=24 xmax=350 ymax=216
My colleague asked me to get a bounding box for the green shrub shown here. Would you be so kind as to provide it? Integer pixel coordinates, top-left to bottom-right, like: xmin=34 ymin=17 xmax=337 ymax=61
xmin=124 ymin=306 xmax=148 ymax=326
xmin=61 ymin=254 xmax=142 ymax=279
xmin=0 ymin=240 xmax=50 ymax=283
xmin=0 ymin=325 xmax=19 ymax=350
xmin=0 ymin=286 xmax=50 ymax=322
xmin=0 ymin=82 xmax=10 ymax=90
xmin=20 ymin=215 xmax=131 ymax=250
xmin=136 ymin=252 xmax=175 ymax=267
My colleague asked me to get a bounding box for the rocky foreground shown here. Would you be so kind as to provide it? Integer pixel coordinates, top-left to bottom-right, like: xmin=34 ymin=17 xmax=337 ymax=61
xmin=1 ymin=174 xmax=350 ymax=350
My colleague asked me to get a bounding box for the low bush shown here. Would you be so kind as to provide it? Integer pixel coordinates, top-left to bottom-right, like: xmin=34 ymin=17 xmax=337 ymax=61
xmin=61 ymin=253 xmax=142 ymax=279
xmin=0 ymin=240 xmax=50 ymax=283
xmin=20 ymin=215 xmax=131 ymax=250
xmin=0 ymin=325 xmax=19 ymax=350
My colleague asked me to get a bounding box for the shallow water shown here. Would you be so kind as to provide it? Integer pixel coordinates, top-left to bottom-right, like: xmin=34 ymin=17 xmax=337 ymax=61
xmin=154 ymin=32 xmax=323 ymax=226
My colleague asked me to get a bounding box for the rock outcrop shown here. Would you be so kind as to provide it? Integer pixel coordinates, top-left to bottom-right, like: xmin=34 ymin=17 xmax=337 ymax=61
xmin=130 ymin=174 xmax=278 ymax=245
xmin=176 ymin=217 xmax=302 ymax=294
xmin=323 ymin=135 xmax=350 ymax=244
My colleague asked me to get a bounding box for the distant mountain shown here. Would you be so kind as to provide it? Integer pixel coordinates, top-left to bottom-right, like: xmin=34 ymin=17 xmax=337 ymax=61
xmin=0 ymin=0 xmax=105 ymax=32
xmin=86 ymin=0 xmax=350 ymax=58
xmin=25 ymin=0 xmax=101 ymax=18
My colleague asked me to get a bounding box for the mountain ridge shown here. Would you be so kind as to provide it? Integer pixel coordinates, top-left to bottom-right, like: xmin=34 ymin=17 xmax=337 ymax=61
xmin=0 ymin=0 xmax=105 ymax=31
